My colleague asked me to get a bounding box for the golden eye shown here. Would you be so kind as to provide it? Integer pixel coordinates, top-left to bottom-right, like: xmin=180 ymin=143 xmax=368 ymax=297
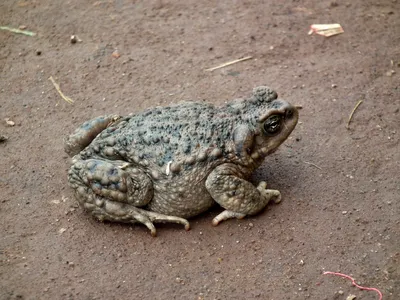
xmin=263 ymin=115 xmax=282 ymax=135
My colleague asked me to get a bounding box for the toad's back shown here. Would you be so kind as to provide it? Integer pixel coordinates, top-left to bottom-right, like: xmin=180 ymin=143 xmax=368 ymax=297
xmin=87 ymin=101 xmax=248 ymax=170
xmin=122 ymin=103 xmax=230 ymax=154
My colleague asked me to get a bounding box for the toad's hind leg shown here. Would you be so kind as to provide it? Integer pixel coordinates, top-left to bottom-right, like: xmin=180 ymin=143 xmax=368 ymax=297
xmin=85 ymin=198 xmax=190 ymax=236
xmin=68 ymin=159 xmax=189 ymax=236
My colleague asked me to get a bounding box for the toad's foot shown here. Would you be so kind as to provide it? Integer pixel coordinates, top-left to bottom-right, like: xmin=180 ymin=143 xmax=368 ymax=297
xmin=212 ymin=183 xmax=281 ymax=226
xmin=85 ymin=197 xmax=190 ymax=236
xmin=212 ymin=211 xmax=246 ymax=226
xmin=206 ymin=163 xmax=282 ymax=226
xmin=257 ymin=181 xmax=282 ymax=204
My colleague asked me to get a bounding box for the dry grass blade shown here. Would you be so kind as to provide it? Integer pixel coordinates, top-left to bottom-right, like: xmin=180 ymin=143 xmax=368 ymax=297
xmin=347 ymin=100 xmax=363 ymax=128
xmin=302 ymin=161 xmax=322 ymax=170
xmin=49 ymin=76 xmax=74 ymax=104
xmin=0 ymin=26 xmax=36 ymax=36
xmin=205 ymin=56 xmax=253 ymax=72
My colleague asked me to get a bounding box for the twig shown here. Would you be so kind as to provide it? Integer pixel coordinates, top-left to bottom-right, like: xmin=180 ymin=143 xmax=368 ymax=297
xmin=48 ymin=76 xmax=74 ymax=104
xmin=346 ymin=100 xmax=363 ymax=129
xmin=323 ymin=271 xmax=383 ymax=300
xmin=205 ymin=56 xmax=253 ymax=72
xmin=0 ymin=26 xmax=36 ymax=36
xmin=302 ymin=161 xmax=322 ymax=170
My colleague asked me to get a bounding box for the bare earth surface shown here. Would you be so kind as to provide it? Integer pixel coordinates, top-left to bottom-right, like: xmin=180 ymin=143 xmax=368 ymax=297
xmin=1 ymin=1 xmax=399 ymax=299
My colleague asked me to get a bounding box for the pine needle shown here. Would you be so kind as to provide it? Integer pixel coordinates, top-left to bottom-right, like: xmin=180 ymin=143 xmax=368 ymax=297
xmin=205 ymin=56 xmax=253 ymax=72
xmin=0 ymin=26 xmax=36 ymax=36
xmin=49 ymin=76 xmax=74 ymax=104
xmin=347 ymin=100 xmax=363 ymax=128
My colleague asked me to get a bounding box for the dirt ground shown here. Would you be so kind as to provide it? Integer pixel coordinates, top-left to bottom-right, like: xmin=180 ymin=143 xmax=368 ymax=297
xmin=1 ymin=0 xmax=399 ymax=299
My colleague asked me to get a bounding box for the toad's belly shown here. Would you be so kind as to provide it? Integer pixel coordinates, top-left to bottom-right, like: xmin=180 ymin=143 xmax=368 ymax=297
xmin=147 ymin=180 xmax=215 ymax=218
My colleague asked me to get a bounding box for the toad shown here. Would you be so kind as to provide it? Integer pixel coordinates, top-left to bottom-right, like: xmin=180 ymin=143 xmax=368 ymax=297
xmin=65 ymin=86 xmax=298 ymax=236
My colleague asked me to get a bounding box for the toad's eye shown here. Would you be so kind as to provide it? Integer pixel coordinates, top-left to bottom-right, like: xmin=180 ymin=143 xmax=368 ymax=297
xmin=263 ymin=115 xmax=282 ymax=135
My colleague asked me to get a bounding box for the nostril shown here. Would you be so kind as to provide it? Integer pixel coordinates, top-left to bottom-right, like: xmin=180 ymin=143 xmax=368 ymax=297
xmin=286 ymin=107 xmax=294 ymax=118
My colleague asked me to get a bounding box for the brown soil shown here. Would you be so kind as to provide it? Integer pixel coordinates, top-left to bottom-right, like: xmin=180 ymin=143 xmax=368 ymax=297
xmin=1 ymin=1 xmax=399 ymax=299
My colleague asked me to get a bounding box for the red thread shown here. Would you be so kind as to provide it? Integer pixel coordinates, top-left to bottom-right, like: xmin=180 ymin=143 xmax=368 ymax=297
xmin=323 ymin=271 xmax=383 ymax=300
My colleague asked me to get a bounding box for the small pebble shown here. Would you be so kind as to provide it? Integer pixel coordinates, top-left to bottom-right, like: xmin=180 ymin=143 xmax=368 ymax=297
xmin=5 ymin=118 xmax=15 ymax=126
xmin=70 ymin=35 xmax=78 ymax=44
xmin=112 ymin=50 xmax=121 ymax=58
xmin=0 ymin=134 xmax=8 ymax=142
xmin=386 ymin=70 xmax=395 ymax=76
xmin=175 ymin=277 xmax=183 ymax=283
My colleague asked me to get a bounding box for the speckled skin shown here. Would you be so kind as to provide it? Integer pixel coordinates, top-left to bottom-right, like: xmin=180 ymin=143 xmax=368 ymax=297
xmin=65 ymin=87 xmax=298 ymax=236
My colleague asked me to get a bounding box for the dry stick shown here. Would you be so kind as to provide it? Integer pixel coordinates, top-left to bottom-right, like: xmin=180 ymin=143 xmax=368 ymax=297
xmin=346 ymin=100 xmax=363 ymax=128
xmin=205 ymin=56 xmax=253 ymax=72
xmin=302 ymin=161 xmax=322 ymax=170
xmin=49 ymin=76 xmax=74 ymax=104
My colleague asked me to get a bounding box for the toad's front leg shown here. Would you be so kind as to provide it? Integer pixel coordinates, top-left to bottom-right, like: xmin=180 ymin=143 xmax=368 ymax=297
xmin=205 ymin=164 xmax=281 ymax=226
xmin=64 ymin=115 xmax=121 ymax=157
